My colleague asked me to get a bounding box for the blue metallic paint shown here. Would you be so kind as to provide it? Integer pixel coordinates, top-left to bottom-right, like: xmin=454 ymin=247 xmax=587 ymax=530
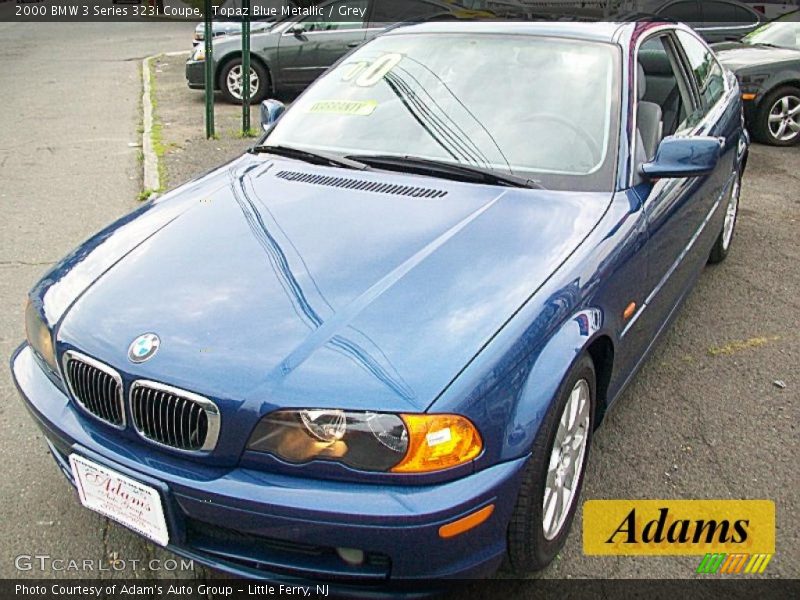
xmin=46 ymin=156 xmax=613 ymax=477
xmin=640 ymin=136 xmax=722 ymax=179
xmin=11 ymin=22 xmax=749 ymax=582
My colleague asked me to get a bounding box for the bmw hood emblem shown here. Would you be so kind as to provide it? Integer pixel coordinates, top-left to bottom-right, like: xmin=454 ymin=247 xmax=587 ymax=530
xmin=128 ymin=333 xmax=160 ymax=363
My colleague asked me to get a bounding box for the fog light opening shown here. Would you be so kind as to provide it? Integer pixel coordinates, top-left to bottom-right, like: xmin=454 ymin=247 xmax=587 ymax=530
xmin=336 ymin=547 xmax=365 ymax=566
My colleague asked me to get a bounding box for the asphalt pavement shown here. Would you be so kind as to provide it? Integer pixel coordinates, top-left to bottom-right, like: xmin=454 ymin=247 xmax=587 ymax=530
xmin=0 ymin=21 xmax=205 ymax=580
xmin=0 ymin=20 xmax=797 ymax=587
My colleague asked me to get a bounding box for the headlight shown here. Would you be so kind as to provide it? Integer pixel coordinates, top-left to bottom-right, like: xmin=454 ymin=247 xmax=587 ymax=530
xmin=25 ymin=299 xmax=57 ymax=373
xmin=247 ymin=410 xmax=482 ymax=473
xmin=191 ymin=46 xmax=205 ymax=61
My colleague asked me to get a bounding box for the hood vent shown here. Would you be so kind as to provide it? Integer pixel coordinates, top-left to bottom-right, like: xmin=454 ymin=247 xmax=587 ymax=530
xmin=275 ymin=170 xmax=448 ymax=198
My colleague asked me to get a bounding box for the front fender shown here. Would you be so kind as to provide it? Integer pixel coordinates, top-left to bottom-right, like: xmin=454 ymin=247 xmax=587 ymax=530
xmin=756 ymin=71 xmax=800 ymax=109
xmin=499 ymin=308 xmax=607 ymax=463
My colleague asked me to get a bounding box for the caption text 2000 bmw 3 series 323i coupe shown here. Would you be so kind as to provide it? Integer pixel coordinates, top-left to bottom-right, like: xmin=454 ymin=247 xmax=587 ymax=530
xmin=12 ymin=21 xmax=748 ymax=586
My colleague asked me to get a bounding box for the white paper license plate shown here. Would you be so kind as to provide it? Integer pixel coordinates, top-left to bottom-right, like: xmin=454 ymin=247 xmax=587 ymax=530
xmin=69 ymin=454 xmax=169 ymax=546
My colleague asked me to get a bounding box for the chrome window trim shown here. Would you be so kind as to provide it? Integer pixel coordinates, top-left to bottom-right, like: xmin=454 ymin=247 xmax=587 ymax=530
xmin=281 ymin=27 xmax=373 ymax=36
xmin=129 ymin=380 xmax=221 ymax=454
xmin=696 ymin=23 xmax=759 ymax=31
xmin=61 ymin=350 xmax=126 ymax=430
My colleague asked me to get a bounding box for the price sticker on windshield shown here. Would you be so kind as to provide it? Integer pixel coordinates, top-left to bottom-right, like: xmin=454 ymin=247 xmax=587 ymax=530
xmin=341 ymin=53 xmax=403 ymax=87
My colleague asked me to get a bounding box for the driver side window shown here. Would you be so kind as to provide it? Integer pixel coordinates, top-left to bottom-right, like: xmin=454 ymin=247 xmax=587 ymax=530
xmin=635 ymin=35 xmax=694 ymax=165
xmin=676 ymin=30 xmax=726 ymax=119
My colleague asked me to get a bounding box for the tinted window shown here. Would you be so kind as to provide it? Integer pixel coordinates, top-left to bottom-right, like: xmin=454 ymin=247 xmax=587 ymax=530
xmin=701 ymin=0 xmax=758 ymax=22
xmin=676 ymin=31 xmax=726 ymax=117
xmin=660 ymin=1 xmax=700 ymax=22
xmin=372 ymin=0 xmax=446 ymax=22
xmin=731 ymin=5 xmax=759 ymax=22
xmin=702 ymin=1 xmax=738 ymax=21
xmin=300 ymin=0 xmax=367 ymax=31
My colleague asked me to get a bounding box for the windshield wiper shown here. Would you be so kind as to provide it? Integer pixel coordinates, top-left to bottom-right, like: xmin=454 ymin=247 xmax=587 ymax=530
xmin=252 ymin=144 xmax=370 ymax=171
xmin=345 ymin=154 xmax=545 ymax=189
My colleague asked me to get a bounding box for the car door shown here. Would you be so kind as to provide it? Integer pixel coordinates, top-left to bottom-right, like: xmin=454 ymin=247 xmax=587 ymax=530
xmin=276 ymin=0 xmax=369 ymax=91
xmin=629 ymin=30 xmax=733 ymax=353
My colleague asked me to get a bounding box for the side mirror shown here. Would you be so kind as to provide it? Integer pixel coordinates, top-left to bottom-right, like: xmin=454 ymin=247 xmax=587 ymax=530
xmin=288 ymin=22 xmax=305 ymax=36
xmin=260 ymin=99 xmax=286 ymax=131
xmin=640 ymin=136 xmax=722 ymax=179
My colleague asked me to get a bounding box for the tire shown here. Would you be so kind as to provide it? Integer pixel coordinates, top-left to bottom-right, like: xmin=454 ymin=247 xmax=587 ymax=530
xmin=506 ymin=354 xmax=596 ymax=574
xmin=752 ymin=86 xmax=800 ymax=146
xmin=219 ymin=58 xmax=269 ymax=105
xmin=708 ymin=170 xmax=742 ymax=264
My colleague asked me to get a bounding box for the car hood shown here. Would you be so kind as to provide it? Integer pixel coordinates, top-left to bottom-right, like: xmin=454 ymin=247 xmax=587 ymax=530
xmin=53 ymin=154 xmax=610 ymax=417
xmin=715 ymin=44 xmax=800 ymax=70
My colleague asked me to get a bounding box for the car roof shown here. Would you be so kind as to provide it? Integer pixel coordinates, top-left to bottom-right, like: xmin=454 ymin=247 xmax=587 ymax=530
xmin=383 ymin=21 xmax=632 ymax=44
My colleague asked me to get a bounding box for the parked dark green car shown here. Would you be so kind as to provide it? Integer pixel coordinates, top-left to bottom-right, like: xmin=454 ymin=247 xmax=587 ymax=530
xmin=714 ymin=11 xmax=800 ymax=146
xmin=186 ymin=0 xmax=487 ymax=103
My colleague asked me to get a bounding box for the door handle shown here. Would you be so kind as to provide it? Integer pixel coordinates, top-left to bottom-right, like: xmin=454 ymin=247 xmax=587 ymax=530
xmin=347 ymin=42 xmax=361 ymax=48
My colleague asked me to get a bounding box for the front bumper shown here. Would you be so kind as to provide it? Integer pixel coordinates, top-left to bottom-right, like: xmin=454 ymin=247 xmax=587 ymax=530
xmin=10 ymin=344 xmax=527 ymax=584
xmin=743 ymin=97 xmax=759 ymax=128
xmin=186 ymin=59 xmax=212 ymax=90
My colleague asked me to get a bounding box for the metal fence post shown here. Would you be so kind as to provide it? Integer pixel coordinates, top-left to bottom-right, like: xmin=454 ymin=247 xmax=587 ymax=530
xmin=204 ymin=0 xmax=215 ymax=139
xmin=242 ymin=0 xmax=251 ymax=133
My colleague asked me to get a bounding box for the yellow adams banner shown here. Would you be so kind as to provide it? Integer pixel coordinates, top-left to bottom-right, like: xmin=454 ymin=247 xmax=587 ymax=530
xmin=583 ymin=499 xmax=775 ymax=555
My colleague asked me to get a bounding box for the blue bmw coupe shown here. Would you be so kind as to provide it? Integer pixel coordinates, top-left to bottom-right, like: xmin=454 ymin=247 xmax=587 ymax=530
xmin=12 ymin=21 xmax=748 ymax=584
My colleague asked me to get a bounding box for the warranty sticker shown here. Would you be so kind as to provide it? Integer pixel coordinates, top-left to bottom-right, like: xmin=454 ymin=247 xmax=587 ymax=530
xmin=307 ymin=100 xmax=378 ymax=116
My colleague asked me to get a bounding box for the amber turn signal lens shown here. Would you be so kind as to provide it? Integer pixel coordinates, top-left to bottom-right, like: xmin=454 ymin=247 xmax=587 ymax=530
xmin=623 ymin=302 xmax=637 ymax=321
xmin=742 ymin=93 xmax=757 ymax=101
xmin=439 ymin=504 xmax=495 ymax=538
xmin=391 ymin=414 xmax=482 ymax=473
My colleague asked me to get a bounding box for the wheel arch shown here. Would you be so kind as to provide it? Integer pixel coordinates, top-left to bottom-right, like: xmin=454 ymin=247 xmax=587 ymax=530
xmin=498 ymin=308 xmax=615 ymax=462
xmin=755 ymin=76 xmax=800 ymax=110
xmin=215 ymin=51 xmax=273 ymax=95
xmin=585 ymin=334 xmax=614 ymax=428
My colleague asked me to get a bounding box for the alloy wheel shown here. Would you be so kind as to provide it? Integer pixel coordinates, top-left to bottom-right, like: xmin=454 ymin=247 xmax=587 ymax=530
xmin=768 ymin=94 xmax=800 ymax=143
xmin=542 ymin=379 xmax=591 ymax=541
xmin=722 ymin=176 xmax=740 ymax=251
xmin=226 ymin=64 xmax=260 ymax=101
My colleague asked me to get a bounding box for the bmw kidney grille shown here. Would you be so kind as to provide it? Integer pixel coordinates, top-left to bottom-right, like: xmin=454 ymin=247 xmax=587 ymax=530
xmin=129 ymin=381 xmax=220 ymax=452
xmin=62 ymin=351 xmax=125 ymax=428
xmin=62 ymin=352 xmax=220 ymax=452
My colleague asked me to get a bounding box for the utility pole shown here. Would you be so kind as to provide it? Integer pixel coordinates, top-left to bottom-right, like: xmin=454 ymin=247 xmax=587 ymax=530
xmin=242 ymin=0 xmax=251 ymax=133
xmin=203 ymin=0 xmax=215 ymax=139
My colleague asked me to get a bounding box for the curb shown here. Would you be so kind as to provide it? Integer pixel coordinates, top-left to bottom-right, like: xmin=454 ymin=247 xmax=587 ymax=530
xmin=141 ymin=50 xmax=190 ymax=198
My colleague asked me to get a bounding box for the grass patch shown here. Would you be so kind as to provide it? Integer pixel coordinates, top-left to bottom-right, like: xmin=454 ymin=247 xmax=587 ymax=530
xmin=137 ymin=188 xmax=158 ymax=202
xmin=147 ymin=56 xmax=168 ymax=196
xmin=708 ymin=335 xmax=780 ymax=356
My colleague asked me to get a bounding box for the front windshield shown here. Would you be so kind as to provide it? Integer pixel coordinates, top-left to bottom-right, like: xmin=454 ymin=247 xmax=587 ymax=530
xmin=743 ymin=13 xmax=800 ymax=50
xmin=265 ymin=32 xmax=621 ymax=192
